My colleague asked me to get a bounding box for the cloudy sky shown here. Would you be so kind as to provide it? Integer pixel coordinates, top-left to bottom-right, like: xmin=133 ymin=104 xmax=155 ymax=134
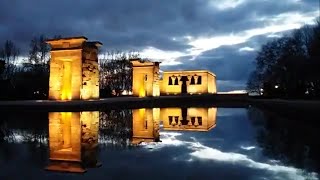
xmin=0 ymin=0 xmax=319 ymax=91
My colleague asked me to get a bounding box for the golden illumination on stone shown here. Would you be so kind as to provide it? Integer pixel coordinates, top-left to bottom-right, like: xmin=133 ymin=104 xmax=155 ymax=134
xmin=131 ymin=59 xmax=160 ymax=97
xmin=46 ymin=36 xmax=102 ymax=100
xmin=132 ymin=108 xmax=160 ymax=144
xmin=46 ymin=111 xmax=100 ymax=173
xmin=61 ymin=61 xmax=72 ymax=100
xmin=160 ymin=107 xmax=217 ymax=131
xmin=160 ymin=70 xmax=217 ymax=95
xmin=131 ymin=59 xmax=217 ymax=97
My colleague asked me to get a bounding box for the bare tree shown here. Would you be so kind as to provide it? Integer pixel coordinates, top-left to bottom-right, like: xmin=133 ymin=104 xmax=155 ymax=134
xmin=26 ymin=34 xmax=50 ymax=72
xmin=99 ymin=50 xmax=140 ymax=96
xmin=0 ymin=40 xmax=20 ymax=80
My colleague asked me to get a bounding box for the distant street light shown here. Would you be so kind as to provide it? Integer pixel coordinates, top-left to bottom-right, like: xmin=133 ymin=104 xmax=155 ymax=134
xmin=275 ymin=85 xmax=279 ymax=89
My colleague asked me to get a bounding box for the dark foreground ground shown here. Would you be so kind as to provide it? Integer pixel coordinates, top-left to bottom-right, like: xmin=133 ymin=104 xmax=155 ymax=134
xmin=249 ymin=98 xmax=320 ymax=121
xmin=1 ymin=94 xmax=320 ymax=121
xmin=0 ymin=94 xmax=249 ymax=112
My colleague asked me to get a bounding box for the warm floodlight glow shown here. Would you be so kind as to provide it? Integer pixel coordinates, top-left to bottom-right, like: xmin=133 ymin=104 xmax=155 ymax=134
xmin=47 ymin=36 xmax=101 ymax=101
xmin=46 ymin=111 xmax=100 ymax=173
xmin=49 ymin=112 xmax=80 ymax=160
xmin=131 ymin=60 xmax=160 ymax=97
xmin=61 ymin=61 xmax=72 ymax=100
xmin=132 ymin=108 xmax=160 ymax=144
xmin=61 ymin=112 xmax=72 ymax=150
xmin=139 ymin=87 xmax=146 ymax=97
xmin=160 ymin=70 xmax=217 ymax=95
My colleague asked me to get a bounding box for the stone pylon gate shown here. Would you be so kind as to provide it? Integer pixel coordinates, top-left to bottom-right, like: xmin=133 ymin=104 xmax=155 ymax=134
xmin=130 ymin=59 xmax=160 ymax=97
xmin=46 ymin=36 xmax=102 ymax=100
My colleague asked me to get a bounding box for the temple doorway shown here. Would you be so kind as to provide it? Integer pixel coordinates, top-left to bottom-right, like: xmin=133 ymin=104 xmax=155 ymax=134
xmin=61 ymin=61 xmax=72 ymax=100
xmin=180 ymin=76 xmax=188 ymax=94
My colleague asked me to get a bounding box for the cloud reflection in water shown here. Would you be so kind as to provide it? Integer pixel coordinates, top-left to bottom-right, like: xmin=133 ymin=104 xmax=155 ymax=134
xmin=139 ymin=132 xmax=318 ymax=180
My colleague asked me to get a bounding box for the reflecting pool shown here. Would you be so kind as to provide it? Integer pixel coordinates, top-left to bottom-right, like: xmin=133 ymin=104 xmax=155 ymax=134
xmin=0 ymin=107 xmax=319 ymax=180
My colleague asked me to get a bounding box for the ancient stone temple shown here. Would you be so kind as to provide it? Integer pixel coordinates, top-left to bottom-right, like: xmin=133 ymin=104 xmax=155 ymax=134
xmin=132 ymin=108 xmax=160 ymax=144
xmin=46 ymin=36 xmax=102 ymax=100
xmin=160 ymin=70 xmax=217 ymax=95
xmin=46 ymin=111 xmax=100 ymax=173
xmin=131 ymin=59 xmax=217 ymax=97
xmin=160 ymin=107 xmax=217 ymax=131
xmin=131 ymin=59 xmax=160 ymax=97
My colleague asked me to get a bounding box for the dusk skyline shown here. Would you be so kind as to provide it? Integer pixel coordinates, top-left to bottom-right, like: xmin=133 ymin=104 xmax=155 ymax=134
xmin=0 ymin=0 xmax=319 ymax=91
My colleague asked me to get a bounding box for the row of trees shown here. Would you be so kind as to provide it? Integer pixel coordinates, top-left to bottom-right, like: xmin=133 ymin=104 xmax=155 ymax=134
xmin=0 ymin=35 xmax=51 ymax=99
xmin=0 ymin=35 xmax=139 ymax=100
xmin=247 ymin=18 xmax=320 ymax=98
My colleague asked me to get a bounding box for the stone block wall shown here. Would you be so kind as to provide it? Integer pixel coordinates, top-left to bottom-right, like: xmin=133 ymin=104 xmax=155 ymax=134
xmin=131 ymin=60 xmax=160 ymax=97
xmin=47 ymin=37 xmax=102 ymax=100
xmin=81 ymin=47 xmax=99 ymax=100
xmin=207 ymin=72 xmax=217 ymax=93
xmin=160 ymin=70 xmax=217 ymax=95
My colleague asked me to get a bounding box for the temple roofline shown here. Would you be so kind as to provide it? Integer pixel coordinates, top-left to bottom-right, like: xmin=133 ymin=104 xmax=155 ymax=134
xmin=46 ymin=36 xmax=88 ymax=42
xmin=163 ymin=70 xmax=216 ymax=77
xmin=130 ymin=58 xmax=161 ymax=63
xmin=130 ymin=58 xmax=161 ymax=66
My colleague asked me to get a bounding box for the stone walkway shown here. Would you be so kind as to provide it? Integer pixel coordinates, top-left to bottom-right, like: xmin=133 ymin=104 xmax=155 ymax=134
xmin=0 ymin=94 xmax=249 ymax=111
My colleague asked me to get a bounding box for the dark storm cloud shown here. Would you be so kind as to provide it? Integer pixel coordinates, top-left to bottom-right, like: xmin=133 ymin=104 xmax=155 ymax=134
xmin=0 ymin=0 xmax=207 ymax=53
xmin=161 ymin=43 xmax=256 ymax=82
xmin=161 ymin=33 xmax=289 ymax=83
xmin=0 ymin=0 xmax=317 ymax=90
xmin=0 ymin=0 xmax=317 ymax=52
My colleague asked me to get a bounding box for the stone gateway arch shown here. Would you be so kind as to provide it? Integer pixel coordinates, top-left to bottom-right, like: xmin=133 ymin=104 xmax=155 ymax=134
xmin=46 ymin=36 xmax=102 ymax=100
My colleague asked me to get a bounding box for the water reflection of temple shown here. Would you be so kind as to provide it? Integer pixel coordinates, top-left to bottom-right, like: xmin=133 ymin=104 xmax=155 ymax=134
xmin=161 ymin=108 xmax=217 ymax=131
xmin=46 ymin=111 xmax=100 ymax=173
xmin=132 ymin=108 xmax=160 ymax=145
xmin=132 ymin=107 xmax=217 ymax=144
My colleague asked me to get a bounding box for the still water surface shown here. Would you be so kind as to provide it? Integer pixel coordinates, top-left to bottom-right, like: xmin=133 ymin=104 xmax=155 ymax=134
xmin=0 ymin=107 xmax=319 ymax=180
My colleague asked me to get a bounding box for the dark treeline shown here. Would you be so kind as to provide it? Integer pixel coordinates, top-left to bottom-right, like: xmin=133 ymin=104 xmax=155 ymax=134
xmin=247 ymin=18 xmax=320 ymax=99
xmin=0 ymin=35 xmax=140 ymax=100
xmin=0 ymin=35 xmax=52 ymax=100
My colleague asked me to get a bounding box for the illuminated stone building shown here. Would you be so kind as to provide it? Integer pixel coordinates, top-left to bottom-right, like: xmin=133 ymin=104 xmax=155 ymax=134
xmin=132 ymin=108 xmax=160 ymax=144
xmin=46 ymin=111 xmax=100 ymax=173
xmin=160 ymin=71 xmax=217 ymax=95
xmin=131 ymin=59 xmax=161 ymax=97
xmin=46 ymin=36 xmax=102 ymax=100
xmin=131 ymin=59 xmax=217 ymax=97
xmin=160 ymin=107 xmax=217 ymax=131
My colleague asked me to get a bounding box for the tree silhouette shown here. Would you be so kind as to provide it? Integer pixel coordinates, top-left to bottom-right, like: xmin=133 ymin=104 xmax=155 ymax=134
xmin=247 ymin=17 xmax=320 ymax=98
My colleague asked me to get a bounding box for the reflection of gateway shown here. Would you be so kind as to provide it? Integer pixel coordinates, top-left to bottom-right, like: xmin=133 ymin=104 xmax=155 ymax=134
xmin=132 ymin=108 xmax=160 ymax=145
xmin=46 ymin=112 xmax=100 ymax=173
xmin=131 ymin=107 xmax=217 ymax=144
